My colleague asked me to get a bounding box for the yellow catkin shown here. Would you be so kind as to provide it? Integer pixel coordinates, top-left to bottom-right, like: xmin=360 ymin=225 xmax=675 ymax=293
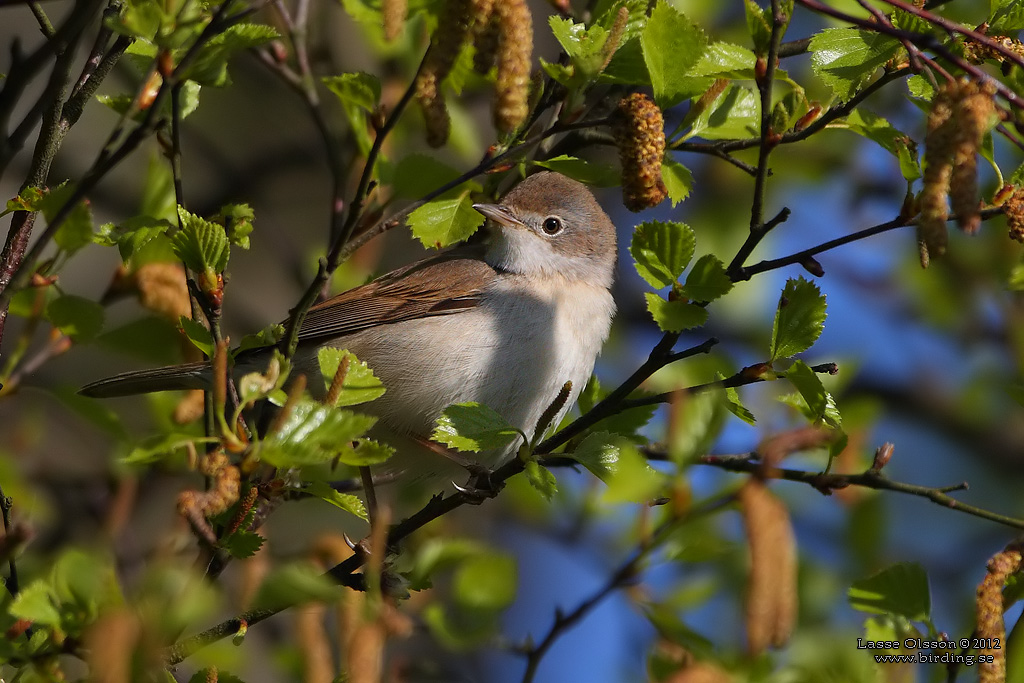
xmin=471 ymin=0 xmax=500 ymax=75
xmin=739 ymin=479 xmax=798 ymax=655
xmin=614 ymin=93 xmax=667 ymax=212
xmin=134 ymin=262 xmax=191 ymax=320
xmin=417 ymin=70 xmax=451 ymax=148
xmin=493 ymin=0 xmax=532 ymax=134
xmin=382 ymin=0 xmax=407 ymax=42
xmin=415 ymin=0 xmax=475 ymax=146
xmin=918 ymin=82 xmax=959 ymax=266
xmin=1005 ymin=188 xmax=1024 ymax=243
xmin=975 ymin=546 xmax=1023 ymax=683
xmin=950 ymin=80 xmax=997 ymax=234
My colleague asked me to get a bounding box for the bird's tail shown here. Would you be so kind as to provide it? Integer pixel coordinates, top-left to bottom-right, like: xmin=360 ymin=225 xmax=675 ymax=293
xmin=79 ymin=361 xmax=211 ymax=398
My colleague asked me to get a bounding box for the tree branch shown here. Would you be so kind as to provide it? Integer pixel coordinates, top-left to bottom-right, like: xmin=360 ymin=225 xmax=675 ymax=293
xmin=697 ymin=454 xmax=1024 ymax=530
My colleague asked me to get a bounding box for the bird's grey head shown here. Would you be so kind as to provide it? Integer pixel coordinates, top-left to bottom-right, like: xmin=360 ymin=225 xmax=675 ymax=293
xmin=474 ymin=171 xmax=617 ymax=289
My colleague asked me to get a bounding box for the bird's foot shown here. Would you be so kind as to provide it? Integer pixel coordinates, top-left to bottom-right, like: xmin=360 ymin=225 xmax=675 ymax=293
xmin=452 ymin=466 xmax=504 ymax=504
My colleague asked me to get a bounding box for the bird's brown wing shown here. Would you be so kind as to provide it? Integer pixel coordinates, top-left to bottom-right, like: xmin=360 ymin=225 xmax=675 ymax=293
xmin=296 ymin=250 xmax=496 ymax=343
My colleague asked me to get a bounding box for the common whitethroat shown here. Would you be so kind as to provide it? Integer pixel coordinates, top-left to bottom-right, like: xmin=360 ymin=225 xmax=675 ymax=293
xmin=81 ymin=172 xmax=617 ymax=473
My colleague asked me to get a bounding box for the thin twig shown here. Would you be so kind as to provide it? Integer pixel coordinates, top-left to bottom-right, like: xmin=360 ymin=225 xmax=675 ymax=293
xmin=727 ymin=0 xmax=791 ymax=278
xmin=795 ymin=0 xmax=1024 ymax=109
xmin=518 ymin=491 xmax=737 ymax=682
xmin=738 ymin=207 xmax=1004 ymax=280
xmin=697 ymin=454 xmax=1024 ymax=530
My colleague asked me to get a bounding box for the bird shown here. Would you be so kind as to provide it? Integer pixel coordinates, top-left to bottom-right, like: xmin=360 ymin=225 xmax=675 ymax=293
xmin=81 ymin=171 xmax=618 ymax=478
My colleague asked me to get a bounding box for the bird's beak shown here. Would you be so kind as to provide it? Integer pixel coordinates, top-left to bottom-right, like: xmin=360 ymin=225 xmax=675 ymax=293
xmin=473 ymin=203 xmax=527 ymax=230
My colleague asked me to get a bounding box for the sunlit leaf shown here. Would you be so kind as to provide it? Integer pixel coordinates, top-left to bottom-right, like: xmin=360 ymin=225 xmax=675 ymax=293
xmin=770 ymin=277 xmax=827 ymax=360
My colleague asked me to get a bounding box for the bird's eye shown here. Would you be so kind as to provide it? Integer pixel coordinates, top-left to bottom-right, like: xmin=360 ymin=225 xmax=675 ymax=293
xmin=542 ymin=216 xmax=563 ymax=235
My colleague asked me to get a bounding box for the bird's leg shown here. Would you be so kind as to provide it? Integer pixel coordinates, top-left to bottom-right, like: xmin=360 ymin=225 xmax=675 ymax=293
xmin=412 ymin=436 xmax=503 ymax=502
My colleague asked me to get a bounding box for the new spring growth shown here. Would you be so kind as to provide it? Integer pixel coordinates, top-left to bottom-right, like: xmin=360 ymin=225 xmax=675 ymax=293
xmin=382 ymin=0 xmax=406 ymax=42
xmin=416 ymin=0 xmax=475 ymax=147
xmin=1001 ymin=185 xmax=1024 ymax=243
xmin=918 ymin=79 xmax=998 ymax=266
xmin=613 ymin=93 xmax=667 ymax=212
xmin=493 ymin=0 xmax=532 ymax=134
xmin=416 ymin=0 xmax=533 ymax=145
xmin=472 ymin=0 xmax=499 ymax=74
xmin=975 ymin=545 xmax=1023 ymax=683
xmin=739 ymin=479 xmax=797 ymax=655
xmin=178 ymin=450 xmax=241 ymax=546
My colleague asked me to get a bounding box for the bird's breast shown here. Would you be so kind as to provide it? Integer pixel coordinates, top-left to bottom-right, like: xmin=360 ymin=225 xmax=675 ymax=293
xmin=331 ymin=274 xmax=614 ymax=467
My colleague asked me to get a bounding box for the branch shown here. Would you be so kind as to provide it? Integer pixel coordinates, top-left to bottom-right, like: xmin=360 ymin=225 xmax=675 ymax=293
xmin=619 ymin=362 xmax=839 ymax=412
xmin=726 ymin=0 xmax=788 ymax=279
xmin=697 ymin=454 xmax=1024 ymax=530
xmin=795 ymin=0 xmax=1024 ymax=110
xmin=518 ymin=491 xmax=737 ymax=683
xmin=737 ymin=206 xmax=1005 ymax=280
xmin=0 ymin=1 xmax=261 ymax=317
xmin=278 ymin=56 xmax=424 ymax=359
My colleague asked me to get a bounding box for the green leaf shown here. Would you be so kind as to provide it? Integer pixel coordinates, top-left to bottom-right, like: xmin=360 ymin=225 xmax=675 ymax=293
xmin=567 ymin=431 xmax=619 ymax=482
xmin=630 ymin=220 xmax=696 ymax=288
xmin=173 ymin=206 xmax=230 ymax=273
xmin=123 ymin=433 xmax=216 ymax=465
xmin=317 ymin=348 xmax=386 ymax=407
xmin=252 ymin=562 xmax=344 ymax=610
xmin=532 ymin=155 xmax=619 ymax=187
xmin=324 ymin=72 xmax=382 ymax=155
xmin=645 ymin=293 xmax=708 ymax=332
xmin=907 ymin=73 xmax=936 ymax=101
xmin=661 ymin=157 xmax=692 ymax=207
xmin=840 ymin=109 xmax=920 ymax=181
xmin=848 ymin=562 xmax=931 ymax=622
xmin=991 ymin=0 xmax=1024 ymax=31
xmin=185 ymin=23 xmax=280 ymax=86
xmin=305 ymin=480 xmax=369 ymax=521
xmin=50 ymin=550 xmax=122 ymax=617
xmin=641 ymin=1 xmax=707 ymax=107
xmin=687 ymin=84 xmax=759 ymax=140
xmin=453 ymin=553 xmax=517 ymax=611
xmin=235 ymin=323 xmax=285 ymax=354
xmin=408 ymin=193 xmax=485 ymax=249
xmin=9 ymin=581 xmax=61 ymax=626
xmin=669 ymin=391 xmax=725 ymax=463
xmin=809 ymin=28 xmax=901 ymax=102
xmin=214 ymin=203 xmax=255 ymax=249
xmin=691 ymin=41 xmax=759 ymax=79
xmin=40 ymin=183 xmax=93 ymax=254
xmin=524 ymin=460 xmax=558 ymax=500
xmin=601 ymin=442 xmax=663 ymax=504
xmin=222 ymin=531 xmax=265 ymax=559
xmin=724 ymin=383 xmax=756 ymax=425
xmin=391 ymin=154 xmax=462 ymax=199
xmin=770 ymin=276 xmax=827 ymax=360
xmin=432 ymin=402 xmax=522 ymax=453
xmin=744 ymin=0 xmax=773 ymax=55
xmin=46 ymin=295 xmax=104 ymax=342
xmin=549 ymin=16 xmax=610 ymax=79
xmin=101 ymin=216 xmax=175 ymax=265
xmin=681 ymin=254 xmax=732 ymax=301
xmin=346 ymin=439 xmax=395 ymax=466
xmin=260 ymin=399 xmax=377 ymax=468
xmin=323 ymin=72 xmax=381 ymax=115
xmin=178 ymin=315 xmax=213 ymax=357
xmin=786 ymin=360 xmax=841 ymax=428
